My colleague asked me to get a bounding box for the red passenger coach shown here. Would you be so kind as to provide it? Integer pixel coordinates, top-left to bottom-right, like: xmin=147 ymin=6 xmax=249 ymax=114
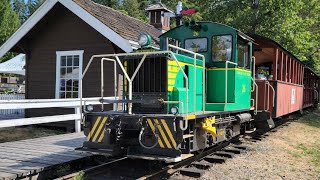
xmin=303 ymin=68 xmax=319 ymax=108
xmin=251 ymin=34 xmax=307 ymax=118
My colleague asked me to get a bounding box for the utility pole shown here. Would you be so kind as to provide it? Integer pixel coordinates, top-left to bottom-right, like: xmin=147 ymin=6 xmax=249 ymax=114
xmin=176 ymin=1 xmax=182 ymax=26
xmin=252 ymin=0 xmax=259 ymax=33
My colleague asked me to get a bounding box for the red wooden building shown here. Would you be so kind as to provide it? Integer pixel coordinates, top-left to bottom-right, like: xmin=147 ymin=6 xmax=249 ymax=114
xmin=251 ymin=34 xmax=318 ymax=118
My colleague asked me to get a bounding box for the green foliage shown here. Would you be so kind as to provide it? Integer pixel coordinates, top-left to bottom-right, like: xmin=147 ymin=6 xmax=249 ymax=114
xmin=0 ymin=0 xmax=20 ymax=63
xmin=55 ymin=164 xmax=71 ymax=177
xmin=3 ymin=0 xmax=319 ymax=74
xmin=120 ymin=0 xmax=147 ymax=22
xmin=12 ymin=0 xmax=45 ymax=22
xmin=203 ymin=0 xmax=320 ymax=74
xmin=73 ymin=171 xmax=86 ymax=180
xmin=93 ymin=0 xmax=119 ymax=8
xmin=94 ymin=0 xmax=148 ymax=22
xmin=0 ymin=0 xmax=43 ymax=63
xmin=0 ymin=1 xmax=20 ymax=44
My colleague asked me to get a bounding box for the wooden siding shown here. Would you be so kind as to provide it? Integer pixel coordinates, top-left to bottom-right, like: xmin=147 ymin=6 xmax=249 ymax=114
xmin=303 ymin=68 xmax=319 ymax=108
xmin=254 ymin=80 xmax=303 ymax=118
xmin=255 ymin=80 xmax=269 ymax=111
xmin=275 ymin=82 xmax=303 ymax=117
xmin=19 ymin=3 xmax=119 ymax=119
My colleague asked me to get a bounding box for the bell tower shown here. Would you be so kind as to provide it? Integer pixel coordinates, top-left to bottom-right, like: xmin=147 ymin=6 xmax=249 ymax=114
xmin=145 ymin=2 xmax=174 ymax=33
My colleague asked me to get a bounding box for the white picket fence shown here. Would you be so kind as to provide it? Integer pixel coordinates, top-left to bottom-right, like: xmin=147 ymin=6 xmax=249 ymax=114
xmin=0 ymin=97 xmax=115 ymax=132
xmin=0 ymin=94 xmax=25 ymax=117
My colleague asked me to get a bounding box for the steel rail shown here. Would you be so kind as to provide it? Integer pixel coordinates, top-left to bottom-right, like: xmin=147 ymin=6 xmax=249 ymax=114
xmin=54 ymin=157 xmax=128 ymax=180
xmin=55 ymin=116 xmax=295 ymax=180
xmin=138 ymin=141 xmax=232 ymax=180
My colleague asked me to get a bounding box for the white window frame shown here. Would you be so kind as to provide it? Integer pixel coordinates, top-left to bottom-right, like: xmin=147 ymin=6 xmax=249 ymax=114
xmin=55 ymin=50 xmax=84 ymax=99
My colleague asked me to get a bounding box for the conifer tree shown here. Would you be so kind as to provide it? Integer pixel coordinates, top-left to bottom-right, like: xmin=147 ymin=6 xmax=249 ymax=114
xmin=0 ymin=0 xmax=20 ymax=62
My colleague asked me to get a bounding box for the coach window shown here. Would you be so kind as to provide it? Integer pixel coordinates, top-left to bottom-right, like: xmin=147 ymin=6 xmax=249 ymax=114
xmin=212 ymin=35 xmax=232 ymax=62
xmin=238 ymin=40 xmax=249 ymax=69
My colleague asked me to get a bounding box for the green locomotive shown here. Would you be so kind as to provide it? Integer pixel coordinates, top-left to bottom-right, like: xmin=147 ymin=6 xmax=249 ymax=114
xmin=80 ymin=22 xmax=255 ymax=162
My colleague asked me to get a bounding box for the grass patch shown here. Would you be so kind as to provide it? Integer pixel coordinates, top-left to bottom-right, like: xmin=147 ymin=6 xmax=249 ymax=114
xmin=296 ymin=143 xmax=320 ymax=169
xmin=0 ymin=126 xmax=65 ymax=143
xmin=73 ymin=171 xmax=86 ymax=180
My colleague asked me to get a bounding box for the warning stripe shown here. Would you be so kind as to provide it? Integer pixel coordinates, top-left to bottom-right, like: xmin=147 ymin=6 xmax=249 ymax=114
xmin=147 ymin=118 xmax=165 ymax=148
xmin=97 ymin=119 xmax=108 ymax=142
xmin=92 ymin=116 xmax=108 ymax=142
xmin=161 ymin=119 xmax=177 ymax=148
xmin=168 ymin=79 xmax=175 ymax=85
xmin=154 ymin=119 xmax=172 ymax=148
xmin=168 ymin=72 xmax=177 ymax=79
xmin=168 ymin=66 xmax=180 ymax=72
xmin=87 ymin=116 xmax=102 ymax=141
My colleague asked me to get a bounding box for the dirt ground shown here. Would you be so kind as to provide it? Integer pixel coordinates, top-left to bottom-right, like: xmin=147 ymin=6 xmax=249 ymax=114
xmin=0 ymin=126 xmax=65 ymax=143
xmin=173 ymin=110 xmax=320 ymax=180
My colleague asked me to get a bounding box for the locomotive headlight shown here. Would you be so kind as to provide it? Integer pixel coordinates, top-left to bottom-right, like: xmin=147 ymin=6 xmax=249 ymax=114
xmin=86 ymin=104 xmax=94 ymax=112
xmin=171 ymin=106 xmax=179 ymax=115
xmin=138 ymin=33 xmax=151 ymax=47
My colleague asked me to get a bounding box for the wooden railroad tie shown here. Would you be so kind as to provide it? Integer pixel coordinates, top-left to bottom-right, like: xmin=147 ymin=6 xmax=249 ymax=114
xmin=214 ymin=151 xmax=235 ymax=158
xmin=179 ymin=168 xmax=205 ymax=178
xmin=223 ymin=148 xmax=244 ymax=154
xmin=203 ymin=155 xmax=227 ymax=163
xmin=231 ymin=145 xmax=247 ymax=150
xmin=191 ymin=161 xmax=212 ymax=169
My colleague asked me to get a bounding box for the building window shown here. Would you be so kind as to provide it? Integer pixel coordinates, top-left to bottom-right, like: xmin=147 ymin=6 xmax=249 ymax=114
xmin=56 ymin=50 xmax=84 ymax=99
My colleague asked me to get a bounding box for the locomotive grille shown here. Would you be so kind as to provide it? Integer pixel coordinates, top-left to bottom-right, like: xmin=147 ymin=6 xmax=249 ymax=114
xmin=125 ymin=55 xmax=168 ymax=113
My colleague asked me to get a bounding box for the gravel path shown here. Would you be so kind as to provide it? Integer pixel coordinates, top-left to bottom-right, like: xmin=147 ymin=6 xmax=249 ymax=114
xmin=173 ymin=112 xmax=320 ymax=180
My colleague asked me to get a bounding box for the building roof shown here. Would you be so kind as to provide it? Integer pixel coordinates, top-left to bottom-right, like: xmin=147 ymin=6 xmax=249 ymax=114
xmin=74 ymin=0 xmax=161 ymax=47
xmin=145 ymin=2 xmax=174 ymax=13
xmin=0 ymin=54 xmax=25 ymax=75
xmin=0 ymin=0 xmax=161 ymax=58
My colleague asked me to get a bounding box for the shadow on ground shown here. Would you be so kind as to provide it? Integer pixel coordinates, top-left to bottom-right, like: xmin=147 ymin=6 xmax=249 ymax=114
xmin=299 ymin=108 xmax=320 ymax=128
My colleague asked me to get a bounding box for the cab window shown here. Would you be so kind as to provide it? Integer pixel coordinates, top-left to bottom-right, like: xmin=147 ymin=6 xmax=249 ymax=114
xmin=238 ymin=40 xmax=249 ymax=69
xmin=212 ymin=35 xmax=232 ymax=61
xmin=185 ymin=38 xmax=208 ymax=53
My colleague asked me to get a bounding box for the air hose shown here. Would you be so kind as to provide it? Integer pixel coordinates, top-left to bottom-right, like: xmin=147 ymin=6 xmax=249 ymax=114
xmin=138 ymin=127 xmax=159 ymax=149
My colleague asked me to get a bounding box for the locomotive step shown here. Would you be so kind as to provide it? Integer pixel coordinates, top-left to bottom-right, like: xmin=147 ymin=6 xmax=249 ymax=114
xmin=203 ymin=155 xmax=227 ymax=163
xmin=214 ymin=151 xmax=235 ymax=158
xmin=179 ymin=167 xmax=205 ymax=178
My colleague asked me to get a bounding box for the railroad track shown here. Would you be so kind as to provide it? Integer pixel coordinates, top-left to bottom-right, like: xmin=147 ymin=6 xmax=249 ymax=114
xmin=55 ymin=139 xmax=244 ymax=179
xmin=55 ymin=119 xmax=293 ymax=180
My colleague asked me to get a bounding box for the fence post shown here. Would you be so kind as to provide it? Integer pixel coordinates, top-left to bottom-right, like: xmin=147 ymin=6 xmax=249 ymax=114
xmin=75 ymin=107 xmax=81 ymax=132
